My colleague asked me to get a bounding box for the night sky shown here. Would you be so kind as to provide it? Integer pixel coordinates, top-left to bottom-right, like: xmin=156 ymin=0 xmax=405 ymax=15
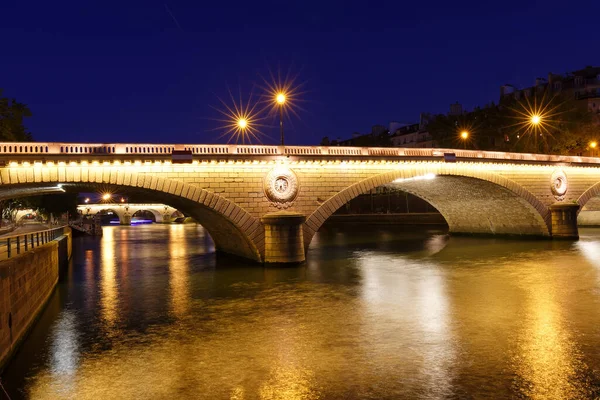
xmin=1 ymin=0 xmax=598 ymax=145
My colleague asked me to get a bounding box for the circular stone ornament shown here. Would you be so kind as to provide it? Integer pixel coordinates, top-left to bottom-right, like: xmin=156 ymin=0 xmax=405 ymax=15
xmin=264 ymin=167 xmax=299 ymax=208
xmin=550 ymin=169 xmax=568 ymax=201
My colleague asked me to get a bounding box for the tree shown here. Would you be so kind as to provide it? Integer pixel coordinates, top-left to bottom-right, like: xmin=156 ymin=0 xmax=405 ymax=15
xmin=320 ymin=136 xmax=331 ymax=146
xmin=427 ymin=90 xmax=599 ymax=155
xmin=0 ymin=89 xmax=33 ymax=142
xmin=0 ymin=193 xmax=78 ymax=226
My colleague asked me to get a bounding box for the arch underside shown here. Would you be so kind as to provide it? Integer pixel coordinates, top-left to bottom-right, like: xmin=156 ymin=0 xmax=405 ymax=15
xmin=393 ymin=176 xmax=549 ymax=236
xmin=305 ymin=173 xmax=550 ymax=249
xmin=1 ymin=182 xmax=263 ymax=262
xmin=132 ymin=208 xmax=162 ymax=222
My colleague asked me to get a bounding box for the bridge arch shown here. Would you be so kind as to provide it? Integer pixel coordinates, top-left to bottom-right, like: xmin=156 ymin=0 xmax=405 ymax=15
xmin=1 ymin=169 xmax=263 ymax=262
xmin=98 ymin=208 xmax=123 ymax=222
xmin=577 ymin=182 xmax=600 ymax=210
xmin=131 ymin=208 xmax=162 ymax=222
xmin=304 ymin=166 xmax=551 ymax=248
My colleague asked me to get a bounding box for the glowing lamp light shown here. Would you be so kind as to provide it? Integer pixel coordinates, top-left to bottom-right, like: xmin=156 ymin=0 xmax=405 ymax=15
xmin=102 ymin=193 xmax=111 ymax=201
xmin=84 ymin=198 xmax=90 ymax=203
xmin=460 ymin=131 xmax=469 ymax=139
xmin=590 ymin=141 xmax=597 ymax=149
xmin=531 ymin=114 xmax=541 ymax=125
xmin=120 ymin=198 xmax=125 ymax=203
xmin=237 ymin=118 xmax=248 ymax=129
xmin=276 ymin=93 xmax=286 ymax=105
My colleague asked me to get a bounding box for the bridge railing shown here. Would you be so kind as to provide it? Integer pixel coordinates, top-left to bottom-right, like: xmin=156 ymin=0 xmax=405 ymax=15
xmin=0 ymin=142 xmax=597 ymax=165
xmin=0 ymin=226 xmax=68 ymax=261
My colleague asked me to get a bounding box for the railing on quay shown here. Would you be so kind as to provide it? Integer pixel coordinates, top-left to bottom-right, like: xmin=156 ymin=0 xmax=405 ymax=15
xmin=0 ymin=226 xmax=68 ymax=261
xmin=0 ymin=142 xmax=598 ymax=165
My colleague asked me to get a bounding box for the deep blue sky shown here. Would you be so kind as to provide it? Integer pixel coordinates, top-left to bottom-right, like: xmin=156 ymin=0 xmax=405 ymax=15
xmin=1 ymin=1 xmax=598 ymax=145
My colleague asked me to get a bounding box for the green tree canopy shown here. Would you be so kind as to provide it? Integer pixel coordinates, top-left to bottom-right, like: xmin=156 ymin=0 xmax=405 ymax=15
xmin=0 ymin=89 xmax=33 ymax=141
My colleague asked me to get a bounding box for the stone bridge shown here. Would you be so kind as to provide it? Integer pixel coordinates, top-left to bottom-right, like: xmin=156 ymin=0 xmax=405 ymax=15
xmin=77 ymin=203 xmax=182 ymax=224
xmin=1 ymin=142 xmax=600 ymax=263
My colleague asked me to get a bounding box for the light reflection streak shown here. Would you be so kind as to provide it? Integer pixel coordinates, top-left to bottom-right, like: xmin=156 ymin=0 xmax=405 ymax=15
xmin=576 ymin=240 xmax=600 ymax=269
xmin=358 ymin=253 xmax=455 ymax=396
xmin=100 ymin=227 xmax=118 ymax=328
xmin=47 ymin=310 xmax=80 ymax=395
xmin=169 ymin=224 xmax=190 ymax=318
xmin=514 ymin=264 xmax=589 ymax=399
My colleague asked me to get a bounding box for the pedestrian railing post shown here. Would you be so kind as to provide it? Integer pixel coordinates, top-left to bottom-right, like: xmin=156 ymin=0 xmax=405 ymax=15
xmin=37 ymin=232 xmax=40 ymax=246
xmin=16 ymin=236 xmax=20 ymax=255
xmin=7 ymin=238 xmax=11 ymax=258
xmin=24 ymin=235 xmax=28 ymax=251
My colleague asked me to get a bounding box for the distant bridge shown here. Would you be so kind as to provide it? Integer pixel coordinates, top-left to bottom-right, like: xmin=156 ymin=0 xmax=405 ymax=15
xmin=1 ymin=142 xmax=600 ymax=263
xmin=77 ymin=203 xmax=182 ymax=224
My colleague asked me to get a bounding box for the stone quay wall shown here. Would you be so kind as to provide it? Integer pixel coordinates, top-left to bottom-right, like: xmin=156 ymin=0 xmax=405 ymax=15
xmin=0 ymin=228 xmax=71 ymax=370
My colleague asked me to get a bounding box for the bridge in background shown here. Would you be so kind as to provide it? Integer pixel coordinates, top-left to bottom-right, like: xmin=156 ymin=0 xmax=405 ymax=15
xmin=1 ymin=142 xmax=600 ymax=263
xmin=77 ymin=203 xmax=182 ymax=224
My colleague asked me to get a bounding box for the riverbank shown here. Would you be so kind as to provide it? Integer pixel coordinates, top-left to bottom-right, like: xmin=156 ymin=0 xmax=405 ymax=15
xmin=0 ymin=227 xmax=72 ymax=371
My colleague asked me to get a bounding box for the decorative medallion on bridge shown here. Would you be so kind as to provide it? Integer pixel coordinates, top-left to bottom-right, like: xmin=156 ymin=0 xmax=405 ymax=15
xmin=550 ymin=169 xmax=568 ymax=201
xmin=264 ymin=167 xmax=299 ymax=209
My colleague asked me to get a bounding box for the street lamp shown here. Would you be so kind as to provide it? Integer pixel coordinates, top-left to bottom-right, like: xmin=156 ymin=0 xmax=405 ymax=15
xmin=590 ymin=141 xmax=597 ymax=157
xmin=102 ymin=193 xmax=111 ymax=202
xmin=275 ymin=92 xmax=286 ymax=146
xmin=460 ymin=131 xmax=469 ymax=149
xmin=530 ymin=114 xmax=542 ymax=151
xmin=237 ymin=118 xmax=248 ymax=130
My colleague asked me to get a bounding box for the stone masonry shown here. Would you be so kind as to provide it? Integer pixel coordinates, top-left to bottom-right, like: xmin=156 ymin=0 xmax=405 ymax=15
xmin=0 ymin=230 xmax=71 ymax=369
xmin=1 ymin=145 xmax=600 ymax=262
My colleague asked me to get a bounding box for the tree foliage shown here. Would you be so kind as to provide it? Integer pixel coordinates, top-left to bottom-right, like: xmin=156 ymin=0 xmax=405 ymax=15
xmin=0 ymin=89 xmax=33 ymax=142
xmin=427 ymin=91 xmax=599 ymax=154
xmin=0 ymin=193 xmax=78 ymax=223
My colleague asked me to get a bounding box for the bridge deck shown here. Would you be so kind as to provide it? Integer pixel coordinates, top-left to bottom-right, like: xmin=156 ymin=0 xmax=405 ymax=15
xmin=0 ymin=142 xmax=597 ymax=166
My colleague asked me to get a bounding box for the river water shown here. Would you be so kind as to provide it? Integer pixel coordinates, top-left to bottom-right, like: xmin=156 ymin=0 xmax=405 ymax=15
xmin=3 ymin=224 xmax=600 ymax=399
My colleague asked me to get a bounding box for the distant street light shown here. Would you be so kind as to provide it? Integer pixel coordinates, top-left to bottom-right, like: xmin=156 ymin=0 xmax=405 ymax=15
xmin=102 ymin=193 xmax=111 ymax=201
xmin=590 ymin=141 xmax=598 ymax=157
xmin=531 ymin=115 xmax=541 ymax=125
xmin=84 ymin=197 xmax=90 ymax=203
xmin=237 ymin=118 xmax=248 ymax=130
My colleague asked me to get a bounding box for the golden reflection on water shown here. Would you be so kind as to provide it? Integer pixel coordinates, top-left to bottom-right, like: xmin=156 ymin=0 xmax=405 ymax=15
xmin=100 ymin=227 xmax=118 ymax=328
xmin=19 ymin=227 xmax=600 ymax=399
xmin=169 ymin=224 xmax=190 ymax=318
xmin=258 ymin=365 xmax=318 ymax=400
xmin=513 ymin=258 xmax=590 ymax=399
xmin=359 ymin=253 xmax=455 ymax=397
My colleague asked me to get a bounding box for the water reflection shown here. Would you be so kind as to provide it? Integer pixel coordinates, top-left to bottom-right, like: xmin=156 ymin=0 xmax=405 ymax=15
xmin=100 ymin=227 xmax=118 ymax=329
xmin=513 ymin=259 xmax=591 ymax=399
xmin=5 ymin=225 xmax=600 ymax=399
xmin=169 ymin=224 xmax=190 ymax=318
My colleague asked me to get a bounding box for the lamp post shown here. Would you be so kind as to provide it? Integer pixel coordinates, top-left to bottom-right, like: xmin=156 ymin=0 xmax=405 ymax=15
xmin=590 ymin=141 xmax=597 ymax=157
xmin=276 ymin=93 xmax=286 ymax=146
xmin=460 ymin=131 xmax=469 ymax=149
xmin=530 ymin=114 xmax=541 ymax=152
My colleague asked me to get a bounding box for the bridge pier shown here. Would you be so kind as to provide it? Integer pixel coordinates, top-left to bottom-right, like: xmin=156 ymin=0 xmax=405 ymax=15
xmin=120 ymin=213 xmax=132 ymax=226
xmin=550 ymin=203 xmax=580 ymax=239
xmin=260 ymin=212 xmax=306 ymax=264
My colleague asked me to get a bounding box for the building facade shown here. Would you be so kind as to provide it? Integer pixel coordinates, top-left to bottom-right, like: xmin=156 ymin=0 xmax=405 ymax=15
xmin=500 ymin=66 xmax=600 ymax=113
